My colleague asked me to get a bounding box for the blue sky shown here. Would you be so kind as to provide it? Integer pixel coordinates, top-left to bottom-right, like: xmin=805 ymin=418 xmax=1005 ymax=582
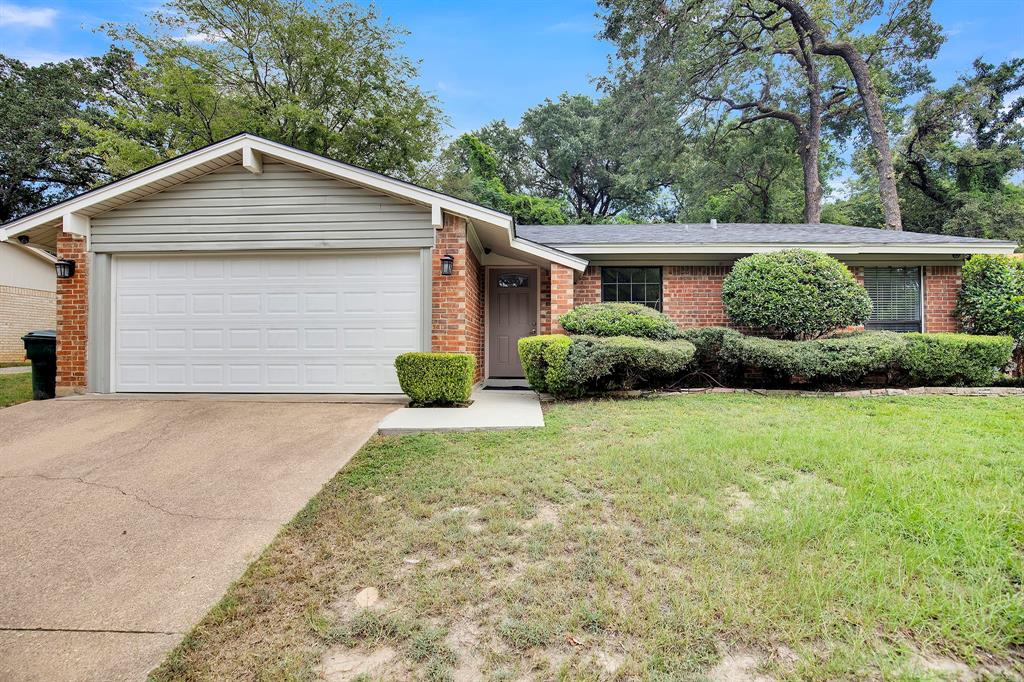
xmin=1 ymin=0 xmax=1022 ymax=136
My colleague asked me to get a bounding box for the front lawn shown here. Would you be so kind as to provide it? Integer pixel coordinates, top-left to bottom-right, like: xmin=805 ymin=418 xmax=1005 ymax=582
xmin=154 ymin=395 xmax=1024 ymax=681
xmin=0 ymin=372 xmax=32 ymax=407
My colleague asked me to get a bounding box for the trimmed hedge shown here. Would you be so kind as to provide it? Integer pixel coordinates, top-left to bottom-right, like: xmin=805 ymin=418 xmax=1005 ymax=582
xmin=394 ymin=352 xmax=475 ymax=406
xmin=720 ymin=331 xmax=906 ymax=386
xmin=518 ymin=335 xmax=571 ymax=394
xmin=721 ymin=249 xmax=872 ymax=339
xmin=899 ymin=333 xmax=1014 ymax=386
xmin=679 ymin=326 xmax=743 ymax=378
xmin=558 ymin=303 xmax=681 ymax=340
xmin=565 ymin=335 xmax=696 ymax=393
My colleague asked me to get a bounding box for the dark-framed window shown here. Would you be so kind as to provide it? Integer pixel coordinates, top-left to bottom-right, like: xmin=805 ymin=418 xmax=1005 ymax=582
xmin=601 ymin=267 xmax=663 ymax=311
xmin=863 ymin=266 xmax=922 ymax=332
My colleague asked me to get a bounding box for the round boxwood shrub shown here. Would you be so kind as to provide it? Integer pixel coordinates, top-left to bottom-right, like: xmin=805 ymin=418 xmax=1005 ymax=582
xmin=721 ymin=249 xmax=872 ymax=339
xmin=394 ymin=352 xmax=475 ymax=406
xmin=558 ymin=302 xmax=680 ymax=340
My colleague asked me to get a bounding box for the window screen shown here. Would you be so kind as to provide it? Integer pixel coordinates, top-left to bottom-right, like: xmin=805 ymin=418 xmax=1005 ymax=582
xmin=863 ymin=267 xmax=922 ymax=332
xmin=601 ymin=267 xmax=662 ymax=310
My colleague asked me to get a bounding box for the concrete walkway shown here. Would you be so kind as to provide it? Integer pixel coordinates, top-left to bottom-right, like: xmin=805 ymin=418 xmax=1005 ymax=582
xmin=0 ymin=397 xmax=398 ymax=682
xmin=0 ymin=366 xmax=31 ymax=375
xmin=377 ymin=388 xmax=544 ymax=435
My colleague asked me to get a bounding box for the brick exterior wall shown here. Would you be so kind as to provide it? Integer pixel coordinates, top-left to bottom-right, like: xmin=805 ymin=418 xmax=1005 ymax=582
xmin=56 ymin=234 xmax=88 ymax=395
xmin=661 ymin=266 xmax=731 ymax=328
xmin=538 ymin=268 xmax=551 ymax=334
xmin=0 ymin=285 xmax=56 ymax=362
xmin=431 ymin=212 xmax=485 ymax=381
xmin=923 ymin=265 xmax=961 ymax=333
xmin=575 ymin=266 xmax=601 ymax=306
xmin=550 ymin=263 xmax=576 ymax=334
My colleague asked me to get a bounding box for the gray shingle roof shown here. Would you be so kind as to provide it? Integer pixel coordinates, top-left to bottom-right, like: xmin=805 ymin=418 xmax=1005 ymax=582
xmin=516 ymin=223 xmax=1008 ymax=246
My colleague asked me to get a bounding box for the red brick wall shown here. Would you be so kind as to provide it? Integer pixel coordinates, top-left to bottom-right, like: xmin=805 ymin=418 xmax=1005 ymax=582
xmin=924 ymin=265 xmax=961 ymax=333
xmin=575 ymin=266 xmax=601 ymax=306
xmin=661 ymin=266 xmax=731 ymax=328
xmin=538 ymin=268 xmax=551 ymax=334
xmin=550 ymin=263 xmax=575 ymax=334
xmin=56 ymin=234 xmax=88 ymax=395
xmin=431 ymin=212 xmax=485 ymax=381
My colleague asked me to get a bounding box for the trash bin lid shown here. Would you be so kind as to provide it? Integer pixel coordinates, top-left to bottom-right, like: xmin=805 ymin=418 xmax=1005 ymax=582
xmin=22 ymin=329 xmax=56 ymax=340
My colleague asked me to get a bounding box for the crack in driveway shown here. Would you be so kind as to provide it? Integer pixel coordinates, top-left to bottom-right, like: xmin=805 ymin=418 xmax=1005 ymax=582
xmin=0 ymin=473 xmax=282 ymax=524
xmin=0 ymin=626 xmax=182 ymax=636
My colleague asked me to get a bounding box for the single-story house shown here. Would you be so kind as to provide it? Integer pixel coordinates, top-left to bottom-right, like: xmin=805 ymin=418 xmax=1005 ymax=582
xmin=0 ymin=241 xmax=57 ymax=363
xmin=0 ymin=133 xmax=1016 ymax=395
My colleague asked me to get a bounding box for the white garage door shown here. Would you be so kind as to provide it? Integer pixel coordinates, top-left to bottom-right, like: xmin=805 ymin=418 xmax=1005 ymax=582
xmin=113 ymin=252 xmax=422 ymax=393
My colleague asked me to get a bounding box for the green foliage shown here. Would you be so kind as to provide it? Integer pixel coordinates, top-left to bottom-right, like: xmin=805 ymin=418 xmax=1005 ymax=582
xmin=448 ymin=134 xmax=568 ymax=224
xmin=540 ymin=336 xmax=578 ymax=399
xmin=899 ymin=333 xmax=1014 ymax=386
xmin=394 ymin=353 xmax=474 ymax=406
xmin=77 ymin=0 xmax=443 ymax=178
xmin=957 ymin=255 xmax=1024 ymax=345
xmin=673 ymin=121 xmax=813 ymax=223
xmin=720 ymin=332 xmax=907 ymax=386
xmin=678 ymin=326 xmax=744 ymax=377
xmin=563 ymin=335 xmax=695 ymax=393
xmin=558 ymin=303 xmax=681 ymax=340
xmin=721 ymin=250 xmax=872 ymax=339
xmin=0 ymin=54 xmax=116 ymax=221
xmin=517 ymin=335 xmax=570 ymax=393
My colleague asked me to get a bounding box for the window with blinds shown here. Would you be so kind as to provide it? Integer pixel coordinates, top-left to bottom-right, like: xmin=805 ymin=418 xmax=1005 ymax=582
xmin=863 ymin=267 xmax=922 ymax=332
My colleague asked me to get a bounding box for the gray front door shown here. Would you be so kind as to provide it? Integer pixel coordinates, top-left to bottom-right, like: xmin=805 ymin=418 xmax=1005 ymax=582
xmin=488 ymin=268 xmax=537 ymax=377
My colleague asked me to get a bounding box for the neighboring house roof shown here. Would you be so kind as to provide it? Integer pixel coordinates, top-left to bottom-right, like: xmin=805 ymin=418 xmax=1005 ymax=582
xmin=0 ymin=133 xmax=587 ymax=272
xmin=517 ymin=223 xmax=1017 ymax=255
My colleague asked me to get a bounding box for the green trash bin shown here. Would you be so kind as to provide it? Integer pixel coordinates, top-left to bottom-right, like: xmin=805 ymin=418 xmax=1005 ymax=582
xmin=22 ymin=330 xmax=57 ymax=400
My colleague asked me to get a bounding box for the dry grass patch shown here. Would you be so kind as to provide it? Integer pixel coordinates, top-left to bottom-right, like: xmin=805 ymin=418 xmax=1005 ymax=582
xmin=153 ymin=395 xmax=1024 ymax=681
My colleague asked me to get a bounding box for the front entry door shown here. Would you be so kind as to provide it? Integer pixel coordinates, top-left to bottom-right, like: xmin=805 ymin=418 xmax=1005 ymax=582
xmin=488 ymin=268 xmax=537 ymax=377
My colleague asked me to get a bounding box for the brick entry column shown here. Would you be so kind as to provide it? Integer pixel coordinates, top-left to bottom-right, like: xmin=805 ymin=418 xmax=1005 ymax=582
xmin=56 ymin=233 xmax=88 ymax=395
xmin=431 ymin=212 xmax=484 ymax=380
xmin=550 ymin=263 xmax=575 ymax=334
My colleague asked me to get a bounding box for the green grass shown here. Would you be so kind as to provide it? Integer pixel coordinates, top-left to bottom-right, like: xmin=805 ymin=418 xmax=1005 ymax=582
xmin=0 ymin=372 xmax=32 ymax=407
xmin=151 ymin=395 xmax=1024 ymax=681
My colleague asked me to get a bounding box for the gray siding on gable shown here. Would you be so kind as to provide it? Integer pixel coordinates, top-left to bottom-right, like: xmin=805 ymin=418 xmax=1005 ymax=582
xmin=90 ymin=162 xmax=435 ymax=252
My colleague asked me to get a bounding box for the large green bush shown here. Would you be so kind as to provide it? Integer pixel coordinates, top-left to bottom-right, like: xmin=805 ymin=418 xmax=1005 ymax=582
xmin=563 ymin=335 xmax=695 ymax=394
xmin=558 ymin=303 xmax=681 ymax=340
xmin=394 ymin=352 xmax=475 ymax=406
xmin=898 ymin=333 xmax=1014 ymax=386
xmin=721 ymin=249 xmax=872 ymax=339
xmin=518 ymin=335 xmax=570 ymax=393
xmin=720 ymin=332 xmax=907 ymax=386
xmin=678 ymin=326 xmax=744 ymax=378
xmin=956 ymin=255 xmax=1024 ymax=346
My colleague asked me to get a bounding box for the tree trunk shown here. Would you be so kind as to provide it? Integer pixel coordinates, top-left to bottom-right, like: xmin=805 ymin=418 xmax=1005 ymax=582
xmin=799 ymin=133 xmax=823 ymax=223
xmin=770 ymin=0 xmax=903 ymax=230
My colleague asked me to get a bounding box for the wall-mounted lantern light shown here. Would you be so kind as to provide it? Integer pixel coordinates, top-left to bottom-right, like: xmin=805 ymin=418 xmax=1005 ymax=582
xmin=55 ymin=259 xmax=76 ymax=279
xmin=440 ymin=254 xmax=454 ymax=276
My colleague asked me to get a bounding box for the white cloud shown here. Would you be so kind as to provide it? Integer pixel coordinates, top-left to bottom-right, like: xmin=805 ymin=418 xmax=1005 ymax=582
xmin=181 ymin=31 xmax=223 ymax=43
xmin=0 ymin=3 xmax=57 ymax=28
xmin=4 ymin=47 xmax=80 ymax=66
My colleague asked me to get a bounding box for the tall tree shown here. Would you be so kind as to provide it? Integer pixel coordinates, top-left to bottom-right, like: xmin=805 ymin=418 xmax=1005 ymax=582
xmin=674 ymin=120 xmax=810 ymax=223
xmin=78 ymin=0 xmax=444 ymax=179
xmin=599 ymin=0 xmax=940 ymax=227
xmin=766 ymin=0 xmax=940 ymax=230
xmin=0 ymin=54 xmax=116 ymax=222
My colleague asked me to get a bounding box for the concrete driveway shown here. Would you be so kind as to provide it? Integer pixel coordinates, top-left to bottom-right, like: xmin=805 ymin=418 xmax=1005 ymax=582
xmin=0 ymin=396 xmax=398 ymax=682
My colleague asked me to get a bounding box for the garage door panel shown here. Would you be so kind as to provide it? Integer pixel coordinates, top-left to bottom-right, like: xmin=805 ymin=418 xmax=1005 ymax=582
xmin=114 ymin=252 xmax=420 ymax=393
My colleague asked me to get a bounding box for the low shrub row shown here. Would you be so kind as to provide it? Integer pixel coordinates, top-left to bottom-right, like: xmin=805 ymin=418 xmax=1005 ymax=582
xmin=518 ymin=329 xmax=1014 ymax=397
xmin=395 ymin=352 xmax=475 ymax=406
xmin=518 ymin=334 xmax=696 ymax=398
